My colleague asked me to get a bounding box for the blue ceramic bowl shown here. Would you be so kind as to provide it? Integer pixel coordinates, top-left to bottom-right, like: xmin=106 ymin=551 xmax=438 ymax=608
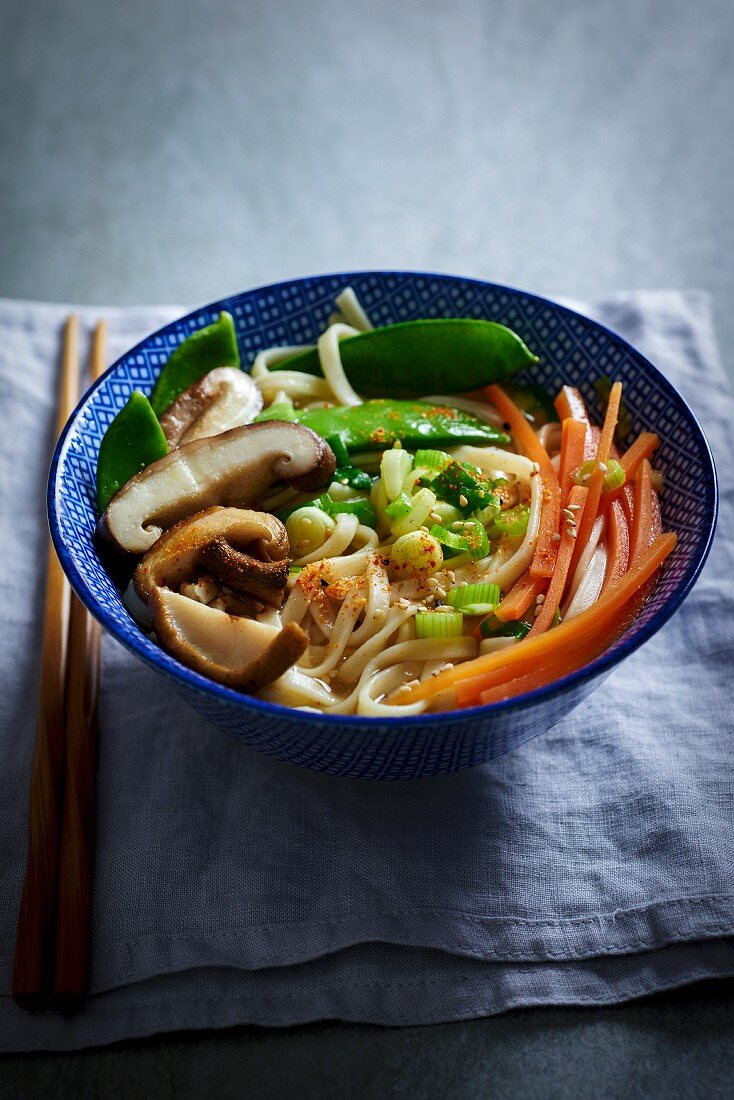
xmin=48 ymin=272 xmax=717 ymax=780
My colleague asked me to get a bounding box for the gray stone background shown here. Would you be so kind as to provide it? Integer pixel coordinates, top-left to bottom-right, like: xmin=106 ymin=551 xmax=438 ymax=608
xmin=1 ymin=0 xmax=732 ymax=1094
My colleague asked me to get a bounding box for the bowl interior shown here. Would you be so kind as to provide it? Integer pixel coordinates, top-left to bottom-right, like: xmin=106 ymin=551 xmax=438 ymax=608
xmin=50 ymin=271 xmax=717 ymax=726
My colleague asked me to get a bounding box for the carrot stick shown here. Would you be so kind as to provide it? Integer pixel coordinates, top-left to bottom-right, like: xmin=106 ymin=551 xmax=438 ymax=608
xmin=620 ymin=432 xmax=659 ymax=481
xmin=558 ymin=418 xmax=587 ymax=508
xmin=630 ymin=458 xmax=653 ymax=569
xmin=527 ymin=485 xmax=588 ymax=637
xmin=402 ymin=532 xmax=676 ymax=707
xmin=601 ymin=499 xmax=630 ymax=595
xmin=620 ymin=483 xmax=635 ymax=530
xmin=554 ymin=385 xmax=589 ymax=421
xmin=476 ymin=584 xmax=652 ymax=705
xmin=567 ymin=381 xmax=622 ymax=580
xmin=494 ymin=570 xmax=547 ymax=622
xmin=485 ymin=384 xmax=561 ymax=578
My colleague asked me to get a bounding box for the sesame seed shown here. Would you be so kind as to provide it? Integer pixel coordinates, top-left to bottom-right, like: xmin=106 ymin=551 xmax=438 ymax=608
xmin=568 ymin=528 xmax=578 ymax=538
xmin=429 ymin=513 xmax=442 ymax=523
xmin=405 ymin=679 xmax=420 ymax=689
xmin=397 ymin=597 xmax=410 ymax=609
xmin=568 ymin=503 xmax=581 ymax=511
xmin=533 ymin=604 xmax=542 ymax=617
xmin=440 ymin=663 xmax=454 ymax=672
xmin=562 ymin=507 xmax=575 ymax=519
xmin=452 ymin=522 xmax=464 ymax=529
xmin=551 ymin=532 xmax=561 ymax=542
xmin=598 ymin=462 xmax=608 ymax=473
xmin=536 ymin=593 xmax=546 ymax=604
xmin=373 ymin=608 xmax=386 ymax=620
xmin=459 ymin=494 xmax=469 ymax=508
xmin=447 ymin=571 xmax=456 ymax=583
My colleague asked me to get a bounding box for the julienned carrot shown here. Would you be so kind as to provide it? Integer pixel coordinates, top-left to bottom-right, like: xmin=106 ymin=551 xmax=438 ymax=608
xmin=554 ymin=385 xmax=589 ymax=422
xmin=650 ymin=488 xmax=662 ymax=540
xmin=619 ymin=432 xmax=659 ymax=480
xmin=558 ymin=419 xmax=587 ymax=508
xmin=630 ymin=458 xmax=653 ymax=569
xmin=455 ymin=532 xmax=673 ymax=704
xmin=400 ymin=532 xmax=676 ymax=707
xmin=567 ymin=381 xmax=622 ymax=580
xmin=620 ymin=483 xmax=635 ymax=530
xmin=476 ymin=583 xmax=652 ymax=705
xmin=485 ymin=384 xmax=561 ymax=578
xmin=601 ymin=499 xmax=629 ymax=595
xmin=528 ymin=485 xmax=588 ymax=637
xmin=554 ymin=386 xmax=595 ymax=459
xmin=494 ymin=570 xmax=547 ymax=622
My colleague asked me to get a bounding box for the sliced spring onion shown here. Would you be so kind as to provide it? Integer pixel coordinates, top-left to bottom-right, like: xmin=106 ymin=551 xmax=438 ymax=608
xmin=389 ymin=530 xmax=443 ymax=577
xmin=254 ymin=402 xmax=298 ymax=423
xmin=391 ymin=487 xmax=437 ymax=537
xmin=414 ymin=610 xmax=465 ymax=639
xmin=479 ymin=616 xmax=531 ymax=640
xmin=602 ymin=459 xmax=626 ymax=493
xmin=488 ymin=504 xmax=530 ymax=540
xmin=431 ymin=461 xmax=499 ymax=515
xmin=573 ymin=457 xmax=627 ymax=493
xmin=460 ymin=520 xmax=490 ymax=559
xmin=385 ymin=492 xmax=413 ymax=520
xmin=324 ymin=433 xmax=351 ymax=467
xmin=316 ymin=494 xmax=377 ymax=528
xmin=572 ymin=459 xmax=595 ymax=486
xmin=446 ymin=583 xmax=501 ymax=615
xmin=381 ymin=445 xmax=414 ymax=501
xmin=285 ymin=506 xmax=335 ymax=557
xmin=334 ymin=465 xmax=373 ymax=490
xmin=429 ymin=524 xmax=471 ymax=553
xmin=429 ymin=501 xmax=462 ymax=527
xmin=413 ymin=448 xmax=452 ymax=471
xmin=288 ymin=564 xmax=303 ymax=577
xmin=474 ymin=501 xmax=501 ymax=526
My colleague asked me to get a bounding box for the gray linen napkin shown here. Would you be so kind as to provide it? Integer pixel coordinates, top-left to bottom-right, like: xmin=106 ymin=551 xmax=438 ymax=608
xmin=0 ymin=291 xmax=732 ymax=1052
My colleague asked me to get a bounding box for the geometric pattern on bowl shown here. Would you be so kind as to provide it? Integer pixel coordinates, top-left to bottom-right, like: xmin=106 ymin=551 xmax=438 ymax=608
xmin=48 ymin=272 xmax=718 ymax=779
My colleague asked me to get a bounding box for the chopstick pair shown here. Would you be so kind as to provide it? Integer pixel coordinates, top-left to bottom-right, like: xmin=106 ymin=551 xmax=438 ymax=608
xmin=13 ymin=317 xmax=106 ymax=1013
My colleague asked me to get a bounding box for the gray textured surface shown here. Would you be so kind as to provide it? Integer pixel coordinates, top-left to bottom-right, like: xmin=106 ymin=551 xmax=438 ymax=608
xmin=1 ymin=0 xmax=733 ymax=1091
xmin=1 ymin=0 xmax=733 ymax=379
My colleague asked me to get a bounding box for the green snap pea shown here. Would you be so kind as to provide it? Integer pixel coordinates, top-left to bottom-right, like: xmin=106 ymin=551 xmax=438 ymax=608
xmin=96 ymin=391 xmax=169 ymax=511
xmin=271 ymin=319 xmax=539 ymax=397
xmin=299 ymin=400 xmax=509 ymax=452
xmin=150 ymin=311 xmax=240 ymax=416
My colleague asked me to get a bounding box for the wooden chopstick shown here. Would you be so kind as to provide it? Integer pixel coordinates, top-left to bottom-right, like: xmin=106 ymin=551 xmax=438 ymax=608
xmin=13 ymin=316 xmax=81 ymax=1010
xmin=52 ymin=322 xmax=107 ymax=1011
xmin=13 ymin=319 xmax=107 ymax=1013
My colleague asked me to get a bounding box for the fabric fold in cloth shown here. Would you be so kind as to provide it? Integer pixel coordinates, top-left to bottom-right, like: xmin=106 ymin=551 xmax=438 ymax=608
xmin=0 ymin=290 xmax=732 ymax=1052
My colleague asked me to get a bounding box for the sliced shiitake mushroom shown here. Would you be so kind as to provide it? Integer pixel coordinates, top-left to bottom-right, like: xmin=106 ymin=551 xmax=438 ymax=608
xmin=149 ymin=587 xmax=308 ymax=692
xmin=134 ymin=507 xmax=289 ymax=604
xmin=159 ymin=367 xmax=263 ymax=447
xmin=100 ymin=421 xmax=335 ymax=555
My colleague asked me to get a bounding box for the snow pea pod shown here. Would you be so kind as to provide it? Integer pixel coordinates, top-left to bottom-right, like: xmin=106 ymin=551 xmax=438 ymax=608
xmin=271 ymin=319 xmax=539 ymax=397
xmin=96 ymin=391 xmax=168 ymax=511
xmin=299 ymin=400 xmax=509 ymax=452
xmin=150 ymin=311 xmax=240 ymax=416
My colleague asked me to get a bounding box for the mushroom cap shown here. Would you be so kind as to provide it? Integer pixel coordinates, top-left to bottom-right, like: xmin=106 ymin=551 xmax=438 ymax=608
xmin=149 ymin=587 xmax=308 ymax=692
xmin=199 ymin=536 xmax=289 ymax=607
xmin=159 ymin=367 xmax=263 ymax=447
xmin=134 ymin=506 xmax=288 ymax=602
xmin=100 ymin=421 xmax=335 ymax=555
